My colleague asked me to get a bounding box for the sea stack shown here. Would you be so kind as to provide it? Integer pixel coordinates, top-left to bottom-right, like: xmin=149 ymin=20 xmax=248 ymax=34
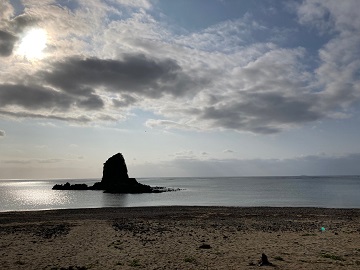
xmin=102 ymin=153 xmax=129 ymax=183
xmin=53 ymin=153 xmax=169 ymax=193
xmin=93 ymin=153 xmax=153 ymax=193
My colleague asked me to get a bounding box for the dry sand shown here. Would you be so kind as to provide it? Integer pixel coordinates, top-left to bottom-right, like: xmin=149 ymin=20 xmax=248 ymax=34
xmin=0 ymin=206 xmax=359 ymax=269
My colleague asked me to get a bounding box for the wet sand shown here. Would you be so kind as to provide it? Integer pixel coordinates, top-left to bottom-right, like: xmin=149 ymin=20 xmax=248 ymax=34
xmin=0 ymin=206 xmax=359 ymax=269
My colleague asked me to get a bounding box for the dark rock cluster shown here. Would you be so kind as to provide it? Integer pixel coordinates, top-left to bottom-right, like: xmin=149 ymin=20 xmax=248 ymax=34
xmin=52 ymin=183 xmax=88 ymax=190
xmin=53 ymin=153 xmax=169 ymax=193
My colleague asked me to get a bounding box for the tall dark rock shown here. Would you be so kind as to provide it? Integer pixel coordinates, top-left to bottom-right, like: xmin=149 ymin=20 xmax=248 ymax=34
xmin=102 ymin=153 xmax=129 ymax=184
xmin=92 ymin=153 xmax=154 ymax=193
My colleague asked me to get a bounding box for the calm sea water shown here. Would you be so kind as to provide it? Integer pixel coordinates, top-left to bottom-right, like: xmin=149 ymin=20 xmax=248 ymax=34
xmin=1 ymin=176 xmax=360 ymax=212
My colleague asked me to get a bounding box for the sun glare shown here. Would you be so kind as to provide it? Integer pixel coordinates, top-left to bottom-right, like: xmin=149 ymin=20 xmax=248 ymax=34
xmin=16 ymin=28 xmax=47 ymax=60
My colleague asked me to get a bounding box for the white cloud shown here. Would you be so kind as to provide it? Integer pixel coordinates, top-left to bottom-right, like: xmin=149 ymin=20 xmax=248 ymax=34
xmin=0 ymin=130 xmax=5 ymax=137
xmin=172 ymin=150 xmax=196 ymax=160
xmin=298 ymin=0 xmax=360 ymax=33
xmin=176 ymin=15 xmax=265 ymax=53
xmin=0 ymin=0 xmax=14 ymax=23
xmin=145 ymin=119 xmax=198 ymax=131
xmin=115 ymin=0 xmax=152 ymax=9
xmin=297 ymin=0 xmax=360 ymax=117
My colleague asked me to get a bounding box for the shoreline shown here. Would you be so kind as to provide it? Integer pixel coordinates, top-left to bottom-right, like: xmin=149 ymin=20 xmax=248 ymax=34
xmin=1 ymin=206 xmax=360 ymax=269
xmin=1 ymin=205 xmax=360 ymax=221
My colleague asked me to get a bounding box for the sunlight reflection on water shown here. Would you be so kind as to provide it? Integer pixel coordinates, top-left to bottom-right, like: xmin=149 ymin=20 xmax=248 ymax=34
xmin=1 ymin=181 xmax=45 ymax=187
xmin=14 ymin=189 xmax=70 ymax=206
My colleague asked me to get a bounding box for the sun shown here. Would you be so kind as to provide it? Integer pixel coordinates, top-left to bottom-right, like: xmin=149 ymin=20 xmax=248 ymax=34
xmin=16 ymin=28 xmax=47 ymax=60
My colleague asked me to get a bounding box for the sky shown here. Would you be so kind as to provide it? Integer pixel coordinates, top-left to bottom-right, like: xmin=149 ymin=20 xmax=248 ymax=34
xmin=1 ymin=0 xmax=360 ymax=179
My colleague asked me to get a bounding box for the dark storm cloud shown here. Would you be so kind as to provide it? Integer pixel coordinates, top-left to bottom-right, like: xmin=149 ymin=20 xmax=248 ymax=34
xmin=1 ymin=53 xmax=197 ymax=123
xmin=200 ymin=91 xmax=322 ymax=134
xmin=77 ymin=94 xmax=104 ymax=110
xmin=41 ymin=54 xmax=195 ymax=98
xmin=0 ymin=30 xmax=17 ymax=57
xmin=0 ymin=83 xmax=104 ymax=112
xmin=242 ymin=92 xmax=322 ymax=123
xmin=0 ymin=84 xmax=73 ymax=110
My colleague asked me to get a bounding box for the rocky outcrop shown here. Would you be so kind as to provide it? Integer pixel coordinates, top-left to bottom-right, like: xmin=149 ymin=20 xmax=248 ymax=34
xmin=52 ymin=183 xmax=88 ymax=190
xmin=91 ymin=153 xmax=157 ymax=193
xmin=53 ymin=153 xmax=170 ymax=193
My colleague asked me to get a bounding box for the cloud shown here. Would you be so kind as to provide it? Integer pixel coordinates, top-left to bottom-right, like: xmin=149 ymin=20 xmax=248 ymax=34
xmin=3 ymin=2 xmax=315 ymax=133
xmin=176 ymin=15 xmax=267 ymax=53
xmin=199 ymin=91 xmax=321 ymax=134
xmin=297 ymin=0 xmax=360 ymax=114
xmin=145 ymin=119 xmax=197 ymax=131
xmin=1 ymin=0 xmax=360 ymax=135
xmin=113 ymin=94 xmax=138 ymax=107
xmin=0 ymin=1 xmax=100 ymax=60
xmin=0 ymin=0 xmax=14 ymax=22
xmin=148 ymin=2 xmax=360 ymax=134
xmin=77 ymin=93 xmax=104 ymax=110
xmin=40 ymin=54 xmax=194 ymax=98
xmin=172 ymin=150 xmax=196 ymax=160
xmin=0 ymin=109 xmax=92 ymax=123
xmin=0 ymin=30 xmax=18 ymax=57
xmin=115 ymin=0 xmax=152 ymax=9
xmin=223 ymin=149 xmax=234 ymax=154
xmin=99 ymin=9 xmax=325 ymax=134
xmin=132 ymin=152 xmax=360 ymax=177
xmin=0 ymin=10 xmax=39 ymax=56
xmin=169 ymin=150 xmax=216 ymax=161
xmin=9 ymin=14 xmax=39 ymax=33
xmin=2 ymin=157 xmax=79 ymax=164
xmin=0 ymin=130 xmax=5 ymax=137
xmin=0 ymin=84 xmax=73 ymax=110
xmin=0 ymin=0 xmax=36 ymax=57
xmin=0 ymin=53 xmax=206 ymax=122
xmin=297 ymin=0 xmax=360 ymax=33
xmin=151 ymin=47 xmax=321 ymax=134
xmin=76 ymin=0 xmax=151 ymax=13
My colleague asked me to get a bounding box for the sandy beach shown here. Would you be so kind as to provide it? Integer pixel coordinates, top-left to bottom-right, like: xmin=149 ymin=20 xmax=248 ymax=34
xmin=0 ymin=206 xmax=359 ymax=269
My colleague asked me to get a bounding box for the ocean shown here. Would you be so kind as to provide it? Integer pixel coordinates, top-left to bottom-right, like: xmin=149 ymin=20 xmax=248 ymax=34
xmin=1 ymin=176 xmax=360 ymax=212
